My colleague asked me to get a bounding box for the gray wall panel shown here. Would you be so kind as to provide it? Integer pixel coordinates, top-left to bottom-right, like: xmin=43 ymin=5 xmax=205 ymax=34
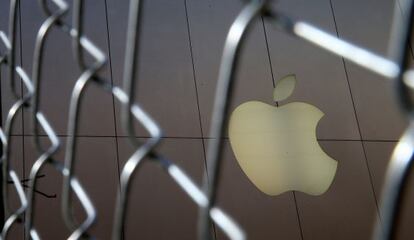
xmin=186 ymin=0 xmax=275 ymax=138
xmin=364 ymin=141 xmax=414 ymax=240
xmin=106 ymin=0 xmax=202 ymax=138
xmin=117 ymin=138 xmax=207 ymax=239
xmin=20 ymin=0 xmax=116 ymax=136
xmin=330 ymin=0 xmax=407 ymax=140
xmin=23 ymin=136 xmax=119 ymax=239
xmin=264 ymin=0 xmax=360 ymax=140
xmin=6 ymin=136 xmax=24 ymax=240
xmin=296 ymin=141 xmax=379 ymax=240
xmin=205 ymin=139 xmax=303 ymax=240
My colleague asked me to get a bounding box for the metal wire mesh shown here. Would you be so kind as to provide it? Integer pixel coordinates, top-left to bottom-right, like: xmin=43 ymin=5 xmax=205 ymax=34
xmin=0 ymin=0 xmax=413 ymax=239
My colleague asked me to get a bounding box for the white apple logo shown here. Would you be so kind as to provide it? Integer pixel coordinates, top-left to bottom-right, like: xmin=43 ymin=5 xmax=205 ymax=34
xmin=228 ymin=75 xmax=337 ymax=196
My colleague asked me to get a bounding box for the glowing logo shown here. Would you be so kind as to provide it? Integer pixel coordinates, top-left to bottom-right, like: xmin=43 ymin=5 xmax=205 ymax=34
xmin=229 ymin=75 xmax=337 ymax=196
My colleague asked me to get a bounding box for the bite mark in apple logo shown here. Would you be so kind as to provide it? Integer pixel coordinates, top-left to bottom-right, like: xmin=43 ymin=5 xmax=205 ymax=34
xmin=228 ymin=74 xmax=338 ymax=196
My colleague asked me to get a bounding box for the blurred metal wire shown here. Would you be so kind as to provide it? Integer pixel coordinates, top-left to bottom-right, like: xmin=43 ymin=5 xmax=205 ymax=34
xmin=0 ymin=0 xmax=246 ymax=239
xmin=0 ymin=0 xmax=413 ymax=239
xmin=198 ymin=1 xmax=414 ymax=240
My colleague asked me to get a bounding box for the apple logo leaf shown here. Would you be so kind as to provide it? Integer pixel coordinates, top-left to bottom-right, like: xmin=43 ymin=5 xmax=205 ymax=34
xmin=273 ymin=74 xmax=296 ymax=102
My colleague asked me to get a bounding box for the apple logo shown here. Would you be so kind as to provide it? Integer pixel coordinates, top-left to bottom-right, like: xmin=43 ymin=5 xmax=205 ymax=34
xmin=228 ymin=74 xmax=337 ymax=196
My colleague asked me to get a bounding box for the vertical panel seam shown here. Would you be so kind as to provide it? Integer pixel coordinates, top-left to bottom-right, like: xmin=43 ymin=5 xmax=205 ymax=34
xmin=260 ymin=16 xmax=276 ymax=89
xmin=260 ymin=16 xmax=279 ymax=107
xmin=182 ymin=0 xmax=206 ymax=140
xmin=18 ymin=0 xmax=25 ymax=176
xmin=17 ymin=1 xmax=26 ymax=238
xmin=102 ymin=6 xmax=124 ymax=238
xmin=182 ymin=0 xmax=209 ymax=176
xmin=102 ymin=1 xmax=123 ymax=237
xmin=292 ymin=192 xmax=305 ymax=240
xmin=328 ymin=0 xmax=381 ymax=219
xmin=103 ymin=0 xmax=122 ymax=183
xmin=183 ymin=0 xmax=217 ymax=239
